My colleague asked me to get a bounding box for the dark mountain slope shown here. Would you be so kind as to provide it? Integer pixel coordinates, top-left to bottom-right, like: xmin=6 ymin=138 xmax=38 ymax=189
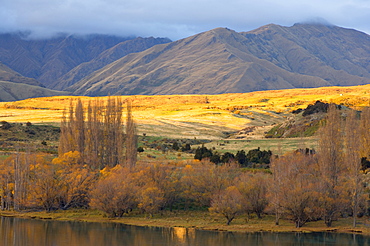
xmin=52 ymin=37 xmax=171 ymax=90
xmin=0 ymin=33 xmax=167 ymax=88
xmin=0 ymin=62 xmax=42 ymax=86
xmin=0 ymin=60 xmax=68 ymax=102
xmin=0 ymin=81 xmax=68 ymax=102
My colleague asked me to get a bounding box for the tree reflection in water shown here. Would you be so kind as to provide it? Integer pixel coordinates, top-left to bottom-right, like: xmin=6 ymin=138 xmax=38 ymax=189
xmin=1 ymin=217 xmax=369 ymax=246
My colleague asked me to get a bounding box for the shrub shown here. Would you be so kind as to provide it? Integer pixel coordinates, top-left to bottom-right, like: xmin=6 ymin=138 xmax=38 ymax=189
xmin=0 ymin=121 xmax=11 ymax=130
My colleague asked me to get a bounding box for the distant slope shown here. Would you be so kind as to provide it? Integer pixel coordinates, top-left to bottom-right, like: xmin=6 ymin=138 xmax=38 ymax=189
xmin=52 ymin=37 xmax=171 ymax=90
xmin=241 ymin=23 xmax=370 ymax=86
xmin=0 ymin=81 xmax=68 ymax=102
xmin=1 ymin=23 xmax=370 ymax=97
xmin=0 ymin=33 xmax=132 ymax=87
xmin=67 ymin=24 xmax=370 ymax=96
xmin=0 ymin=33 xmax=170 ymax=89
xmin=0 ymin=62 xmax=42 ymax=86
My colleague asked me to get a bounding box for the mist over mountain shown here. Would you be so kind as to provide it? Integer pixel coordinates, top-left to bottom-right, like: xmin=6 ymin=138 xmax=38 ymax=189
xmin=0 ymin=23 xmax=370 ymax=99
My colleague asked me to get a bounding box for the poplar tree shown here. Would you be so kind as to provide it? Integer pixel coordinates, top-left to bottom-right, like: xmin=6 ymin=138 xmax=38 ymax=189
xmin=59 ymin=97 xmax=128 ymax=169
xmin=360 ymin=107 xmax=370 ymax=161
xmin=125 ymin=99 xmax=137 ymax=169
xmin=344 ymin=109 xmax=363 ymax=228
xmin=317 ymin=104 xmax=345 ymax=227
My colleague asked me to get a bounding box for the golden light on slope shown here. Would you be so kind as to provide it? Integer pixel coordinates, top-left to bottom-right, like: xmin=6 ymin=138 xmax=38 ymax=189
xmin=1 ymin=84 xmax=370 ymax=139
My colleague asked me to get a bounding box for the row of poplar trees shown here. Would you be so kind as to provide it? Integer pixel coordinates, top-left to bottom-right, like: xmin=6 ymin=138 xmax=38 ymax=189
xmin=59 ymin=97 xmax=137 ymax=169
xmin=0 ymin=97 xmax=137 ymax=211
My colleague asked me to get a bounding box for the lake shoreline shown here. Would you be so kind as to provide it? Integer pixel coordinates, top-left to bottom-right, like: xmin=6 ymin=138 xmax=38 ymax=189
xmin=1 ymin=209 xmax=370 ymax=236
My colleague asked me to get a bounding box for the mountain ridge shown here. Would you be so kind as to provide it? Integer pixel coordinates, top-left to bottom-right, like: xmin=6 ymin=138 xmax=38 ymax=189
xmin=1 ymin=23 xmax=370 ymax=98
xmin=68 ymin=24 xmax=369 ymax=96
xmin=0 ymin=62 xmax=42 ymax=87
xmin=0 ymin=81 xmax=68 ymax=102
xmin=0 ymin=33 xmax=171 ymax=89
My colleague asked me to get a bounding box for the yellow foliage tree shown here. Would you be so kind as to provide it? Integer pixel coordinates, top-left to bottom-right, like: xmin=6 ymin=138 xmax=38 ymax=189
xmin=89 ymin=166 xmax=137 ymax=217
xmin=209 ymin=186 xmax=243 ymax=225
xmin=137 ymin=186 xmax=165 ymax=217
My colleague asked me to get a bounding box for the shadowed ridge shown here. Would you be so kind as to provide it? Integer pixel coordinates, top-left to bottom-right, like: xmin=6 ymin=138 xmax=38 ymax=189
xmin=51 ymin=37 xmax=172 ymax=90
xmin=0 ymin=62 xmax=43 ymax=87
xmin=0 ymin=81 xmax=68 ymax=102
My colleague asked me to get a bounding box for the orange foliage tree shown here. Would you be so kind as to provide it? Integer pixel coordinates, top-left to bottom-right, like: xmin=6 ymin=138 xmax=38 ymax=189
xmin=209 ymin=186 xmax=243 ymax=225
xmin=89 ymin=165 xmax=138 ymax=217
xmin=181 ymin=161 xmax=239 ymax=208
xmin=270 ymin=152 xmax=321 ymax=228
xmin=237 ymin=172 xmax=269 ymax=219
xmin=52 ymin=151 xmax=95 ymax=209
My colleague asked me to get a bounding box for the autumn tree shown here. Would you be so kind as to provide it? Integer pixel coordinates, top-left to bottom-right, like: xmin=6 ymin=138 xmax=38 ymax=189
xmin=125 ymin=99 xmax=138 ymax=169
xmin=13 ymin=151 xmax=33 ymax=211
xmin=74 ymin=99 xmax=85 ymax=160
xmin=317 ymin=105 xmax=347 ymax=227
xmin=270 ymin=152 xmax=320 ymax=228
xmin=0 ymin=156 xmax=15 ymax=210
xmin=137 ymin=186 xmax=165 ymax=217
xmin=29 ymin=155 xmax=61 ymax=212
xmin=181 ymin=161 xmax=238 ymax=208
xmin=59 ymin=98 xmax=126 ymax=169
xmin=0 ymin=150 xmax=38 ymax=211
xmin=237 ymin=172 xmax=269 ymax=219
xmin=359 ymin=107 xmax=370 ymax=159
xmin=52 ymin=151 xmax=95 ymax=209
xmin=269 ymin=154 xmax=283 ymax=225
xmin=344 ymin=109 xmax=366 ymax=227
xmin=133 ymin=163 xmax=181 ymax=211
xmin=209 ymin=186 xmax=243 ymax=225
xmin=89 ymin=165 xmax=137 ymax=217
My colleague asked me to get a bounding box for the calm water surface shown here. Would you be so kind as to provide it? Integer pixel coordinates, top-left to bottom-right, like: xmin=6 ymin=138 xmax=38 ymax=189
xmin=1 ymin=216 xmax=369 ymax=246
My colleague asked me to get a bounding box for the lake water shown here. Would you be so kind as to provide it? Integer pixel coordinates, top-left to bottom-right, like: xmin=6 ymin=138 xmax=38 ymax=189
xmin=1 ymin=216 xmax=369 ymax=246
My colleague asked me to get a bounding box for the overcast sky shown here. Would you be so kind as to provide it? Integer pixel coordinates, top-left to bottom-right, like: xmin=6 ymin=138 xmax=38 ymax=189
xmin=1 ymin=0 xmax=369 ymax=40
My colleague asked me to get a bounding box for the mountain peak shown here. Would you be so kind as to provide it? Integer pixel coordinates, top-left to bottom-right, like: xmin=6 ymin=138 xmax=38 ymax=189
xmin=1 ymin=23 xmax=370 ymax=99
xmin=68 ymin=23 xmax=370 ymax=96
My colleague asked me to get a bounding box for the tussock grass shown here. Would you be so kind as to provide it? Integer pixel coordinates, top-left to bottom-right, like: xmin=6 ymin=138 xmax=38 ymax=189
xmin=1 ymin=84 xmax=370 ymax=141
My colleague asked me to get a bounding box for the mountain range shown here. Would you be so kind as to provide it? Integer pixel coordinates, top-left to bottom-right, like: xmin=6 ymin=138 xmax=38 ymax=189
xmin=0 ymin=23 xmax=369 ymax=100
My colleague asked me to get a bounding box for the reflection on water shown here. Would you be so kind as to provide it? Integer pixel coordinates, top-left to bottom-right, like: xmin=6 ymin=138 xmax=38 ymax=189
xmin=1 ymin=216 xmax=369 ymax=246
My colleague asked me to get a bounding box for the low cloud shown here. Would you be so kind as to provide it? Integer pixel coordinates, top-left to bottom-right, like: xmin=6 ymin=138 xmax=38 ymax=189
xmin=1 ymin=0 xmax=369 ymax=40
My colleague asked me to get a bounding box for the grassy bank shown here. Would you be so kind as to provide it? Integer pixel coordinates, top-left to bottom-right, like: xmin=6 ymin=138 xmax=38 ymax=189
xmin=1 ymin=209 xmax=369 ymax=235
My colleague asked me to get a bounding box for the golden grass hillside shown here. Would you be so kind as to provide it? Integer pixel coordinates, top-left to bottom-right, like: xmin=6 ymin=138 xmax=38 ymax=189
xmin=1 ymin=84 xmax=370 ymax=141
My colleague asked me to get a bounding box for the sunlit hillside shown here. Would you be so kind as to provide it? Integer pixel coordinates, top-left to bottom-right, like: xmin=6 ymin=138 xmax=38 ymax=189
xmin=1 ymin=84 xmax=370 ymax=141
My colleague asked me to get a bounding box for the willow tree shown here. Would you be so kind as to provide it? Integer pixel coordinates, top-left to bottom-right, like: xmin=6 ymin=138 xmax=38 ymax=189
xmin=270 ymin=151 xmax=319 ymax=228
